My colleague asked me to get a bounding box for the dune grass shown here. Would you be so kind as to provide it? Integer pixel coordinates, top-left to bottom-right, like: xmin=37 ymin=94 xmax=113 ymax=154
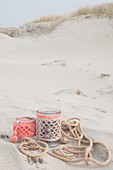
xmin=76 ymin=3 xmax=113 ymax=16
xmin=0 ymin=3 xmax=113 ymax=37
xmin=0 ymin=28 xmax=16 ymax=37
xmin=30 ymin=3 xmax=113 ymax=31
xmin=31 ymin=3 xmax=113 ymax=24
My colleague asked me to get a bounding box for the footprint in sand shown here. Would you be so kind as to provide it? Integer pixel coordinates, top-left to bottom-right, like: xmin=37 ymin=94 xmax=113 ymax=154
xmin=41 ymin=60 xmax=68 ymax=67
xmin=96 ymin=85 xmax=113 ymax=96
xmin=54 ymin=89 xmax=88 ymax=97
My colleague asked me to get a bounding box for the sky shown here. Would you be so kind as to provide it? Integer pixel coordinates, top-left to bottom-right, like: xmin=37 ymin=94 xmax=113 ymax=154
xmin=0 ymin=0 xmax=113 ymax=27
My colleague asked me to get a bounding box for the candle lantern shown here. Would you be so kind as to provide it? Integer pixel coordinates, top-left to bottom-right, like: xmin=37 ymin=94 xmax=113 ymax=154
xmin=36 ymin=109 xmax=61 ymax=147
xmin=12 ymin=117 xmax=36 ymax=143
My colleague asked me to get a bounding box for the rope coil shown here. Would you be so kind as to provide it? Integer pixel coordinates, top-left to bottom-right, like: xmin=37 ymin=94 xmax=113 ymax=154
xmin=19 ymin=137 xmax=48 ymax=158
xmin=19 ymin=118 xmax=112 ymax=167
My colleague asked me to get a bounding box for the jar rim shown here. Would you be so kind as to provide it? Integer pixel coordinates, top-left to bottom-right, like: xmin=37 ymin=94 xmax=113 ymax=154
xmin=16 ymin=117 xmax=36 ymax=123
xmin=36 ymin=108 xmax=61 ymax=116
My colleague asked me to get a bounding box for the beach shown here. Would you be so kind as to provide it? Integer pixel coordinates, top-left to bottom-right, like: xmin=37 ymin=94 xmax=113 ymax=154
xmin=0 ymin=16 xmax=113 ymax=169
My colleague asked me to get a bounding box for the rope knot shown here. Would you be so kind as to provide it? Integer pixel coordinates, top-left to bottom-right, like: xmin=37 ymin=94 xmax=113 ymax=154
xmin=28 ymin=141 xmax=37 ymax=146
xmin=27 ymin=141 xmax=38 ymax=150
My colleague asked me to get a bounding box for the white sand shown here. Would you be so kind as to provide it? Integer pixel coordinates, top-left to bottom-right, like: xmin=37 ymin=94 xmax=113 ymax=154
xmin=0 ymin=16 xmax=113 ymax=169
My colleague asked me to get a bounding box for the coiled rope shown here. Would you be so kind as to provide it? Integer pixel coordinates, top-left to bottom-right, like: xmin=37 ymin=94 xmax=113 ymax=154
xmin=19 ymin=118 xmax=111 ymax=166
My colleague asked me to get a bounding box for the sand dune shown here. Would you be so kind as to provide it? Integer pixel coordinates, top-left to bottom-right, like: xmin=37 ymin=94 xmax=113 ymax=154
xmin=0 ymin=3 xmax=113 ymax=37
xmin=0 ymin=15 xmax=113 ymax=170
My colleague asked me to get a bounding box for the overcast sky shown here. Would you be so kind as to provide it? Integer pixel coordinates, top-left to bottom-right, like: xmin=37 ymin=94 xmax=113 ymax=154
xmin=0 ymin=0 xmax=113 ymax=27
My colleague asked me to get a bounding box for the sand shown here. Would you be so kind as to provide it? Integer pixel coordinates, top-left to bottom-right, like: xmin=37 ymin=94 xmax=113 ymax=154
xmin=0 ymin=16 xmax=113 ymax=169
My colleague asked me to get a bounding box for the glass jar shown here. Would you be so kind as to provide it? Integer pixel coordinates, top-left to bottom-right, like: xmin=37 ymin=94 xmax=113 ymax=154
xmin=12 ymin=117 xmax=36 ymax=142
xmin=36 ymin=109 xmax=61 ymax=147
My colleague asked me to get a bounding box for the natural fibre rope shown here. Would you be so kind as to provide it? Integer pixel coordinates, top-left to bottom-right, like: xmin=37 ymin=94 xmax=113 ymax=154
xmin=19 ymin=118 xmax=111 ymax=166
